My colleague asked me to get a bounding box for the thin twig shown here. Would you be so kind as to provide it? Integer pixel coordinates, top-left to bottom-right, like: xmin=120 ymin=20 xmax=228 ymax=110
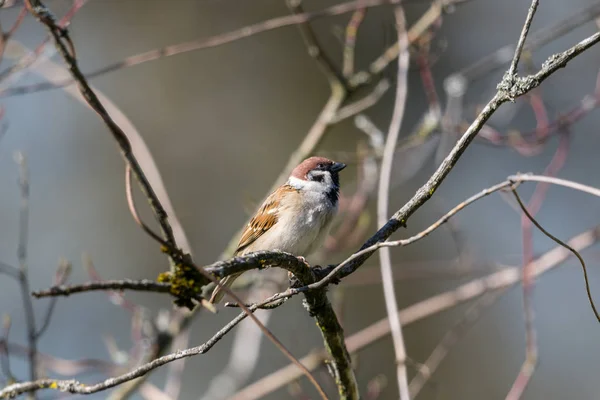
xmin=377 ymin=7 xmax=410 ymax=400
xmin=509 ymin=174 xmax=600 ymax=197
xmin=34 ymin=260 xmax=71 ymax=339
xmin=342 ymin=6 xmax=367 ymax=77
xmin=506 ymin=0 xmax=539 ymax=77
xmin=510 ymin=188 xmax=600 ymax=322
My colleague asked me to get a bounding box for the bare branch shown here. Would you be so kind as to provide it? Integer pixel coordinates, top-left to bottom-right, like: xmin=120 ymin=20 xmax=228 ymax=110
xmin=506 ymin=0 xmax=539 ymax=77
xmin=377 ymin=7 xmax=410 ymax=399
xmin=32 ymin=280 xmax=172 ymax=298
xmin=509 ymin=173 xmax=600 ymax=198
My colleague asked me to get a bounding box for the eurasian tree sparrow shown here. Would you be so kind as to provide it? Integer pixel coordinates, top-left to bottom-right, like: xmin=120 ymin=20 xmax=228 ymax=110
xmin=209 ymin=156 xmax=346 ymax=304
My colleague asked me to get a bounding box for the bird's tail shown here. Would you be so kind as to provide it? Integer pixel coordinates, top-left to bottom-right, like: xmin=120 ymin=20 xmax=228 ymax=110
xmin=209 ymin=272 xmax=242 ymax=304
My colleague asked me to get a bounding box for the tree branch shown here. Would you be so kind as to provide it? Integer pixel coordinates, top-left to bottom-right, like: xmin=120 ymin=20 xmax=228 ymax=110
xmin=32 ymin=280 xmax=172 ymax=298
xmin=377 ymin=6 xmax=410 ymax=399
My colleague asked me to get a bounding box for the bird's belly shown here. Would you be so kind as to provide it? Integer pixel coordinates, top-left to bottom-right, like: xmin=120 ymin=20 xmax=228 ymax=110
xmin=245 ymin=207 xmax=334 ymax=257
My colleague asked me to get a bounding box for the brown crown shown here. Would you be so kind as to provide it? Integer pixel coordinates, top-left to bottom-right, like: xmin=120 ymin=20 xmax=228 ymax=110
xmin=290 ymin=156 xmax=336 ymax=180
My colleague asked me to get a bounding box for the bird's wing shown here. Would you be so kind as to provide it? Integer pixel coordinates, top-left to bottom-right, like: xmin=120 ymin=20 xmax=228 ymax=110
xmin=235 ymin=185 xmax=297 ymax=255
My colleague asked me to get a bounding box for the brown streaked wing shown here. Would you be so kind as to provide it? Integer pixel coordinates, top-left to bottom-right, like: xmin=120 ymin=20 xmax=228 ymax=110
xmin=235 ymin=185 xmax=298 ymax=255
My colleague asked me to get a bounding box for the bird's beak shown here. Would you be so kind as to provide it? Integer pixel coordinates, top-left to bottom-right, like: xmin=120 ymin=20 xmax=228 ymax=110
xmin=330 ymin=162 xmax=346 ymax=173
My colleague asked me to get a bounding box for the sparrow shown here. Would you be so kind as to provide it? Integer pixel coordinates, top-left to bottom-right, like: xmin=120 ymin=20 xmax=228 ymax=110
xmin=209 ymin=156 xmax=346 ymax=304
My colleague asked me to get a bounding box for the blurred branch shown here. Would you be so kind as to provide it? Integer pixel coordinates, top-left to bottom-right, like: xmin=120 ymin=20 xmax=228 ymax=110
xmin=0 ymin=6 xmax=26 ymax=65
xmin=0 ymin=0 xmax=88 ymax=89
xmin=377 ymin=7 xmax=410 ymax=399
xmin=34 ymin=260 xmax=71 ymax=340
xmin=409 ymin=291 xmax=504 ymax=398
xmin=14 ymin=153 xmax=37 ymax=398
xmin=0 ymin=0 xmax=471 ymax=98
xmin=233 ymin=225 xmax=600 ymax=399
xmin=0 ymin=316 xmax=15 ymax=385
xmin=331 ymin=79 xmax=391 ymax=123
xmin=348 ymin=0 xmax=462 ymax=88
xmin=0 ymin=262 xmax=18 ymax=279
xmin=287 ymin=0 xmax=346 ymax=87
xmin=1 ymin=0 xmax=399 ymax=97
xmin=342 ymin=6 xmax=367 ymax=77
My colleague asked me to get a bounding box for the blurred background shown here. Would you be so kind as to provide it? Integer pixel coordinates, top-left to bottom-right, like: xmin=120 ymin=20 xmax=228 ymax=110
xmin=1 ymin=0 xmax=600 ymax=399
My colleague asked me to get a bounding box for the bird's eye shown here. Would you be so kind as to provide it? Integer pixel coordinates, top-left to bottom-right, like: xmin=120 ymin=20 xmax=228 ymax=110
xmin=317 ymin=163 xmax=325 ymax=169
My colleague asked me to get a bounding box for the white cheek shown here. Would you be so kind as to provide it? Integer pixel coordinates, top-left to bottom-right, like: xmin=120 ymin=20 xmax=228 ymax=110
xmin=288 ymin=174 xmax=331 ymax=193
